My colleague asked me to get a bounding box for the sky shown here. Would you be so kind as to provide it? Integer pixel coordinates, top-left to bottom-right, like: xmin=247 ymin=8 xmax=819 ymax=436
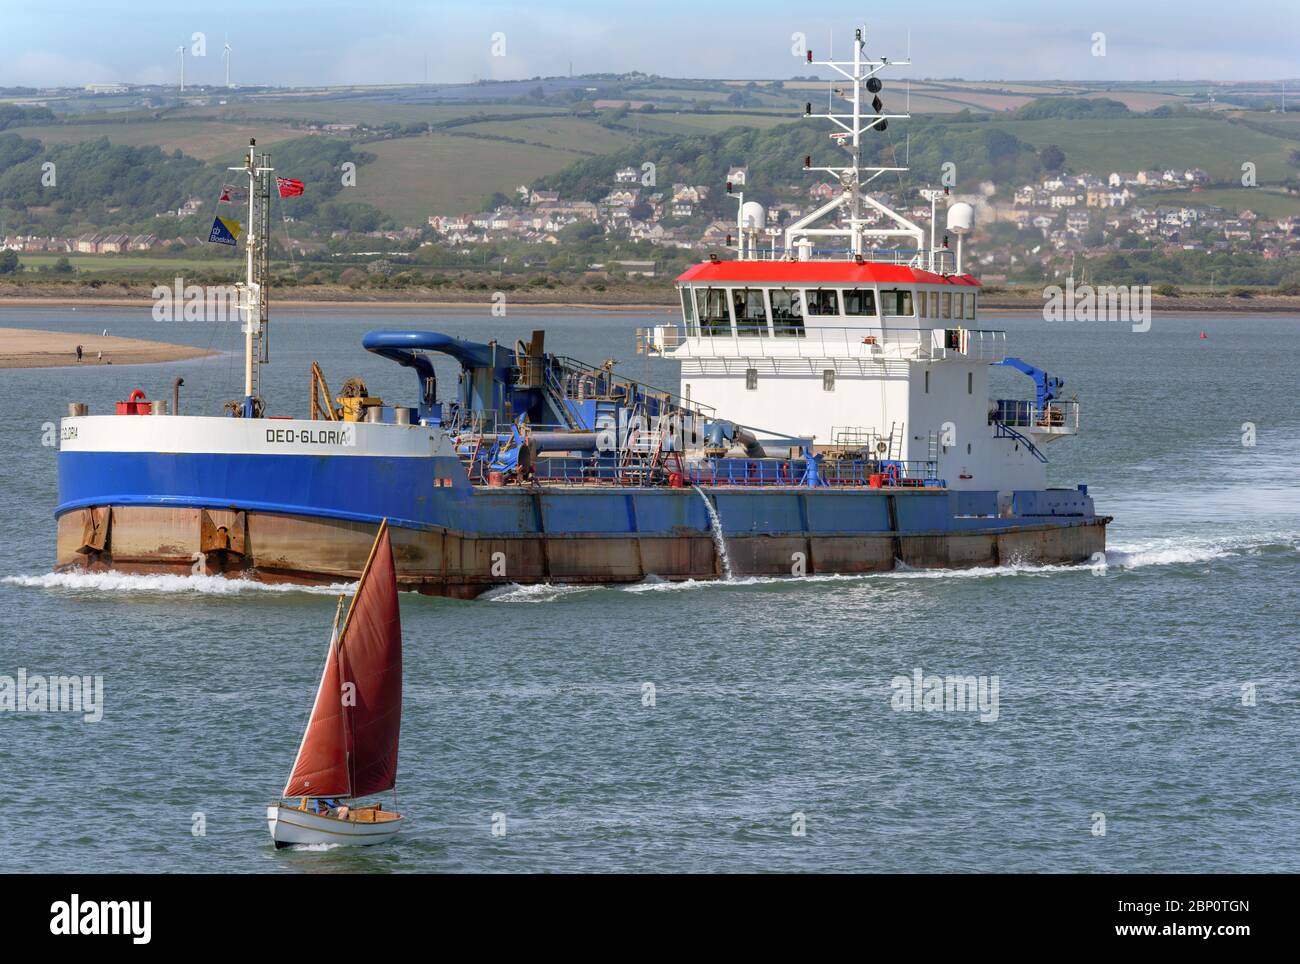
xmin=0 ymin=0 xmax=1296 ymax=88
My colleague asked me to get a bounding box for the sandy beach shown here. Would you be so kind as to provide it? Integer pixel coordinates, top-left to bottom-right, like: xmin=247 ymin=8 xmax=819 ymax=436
xmin=0 ymin=327 xmax=219 ymax=369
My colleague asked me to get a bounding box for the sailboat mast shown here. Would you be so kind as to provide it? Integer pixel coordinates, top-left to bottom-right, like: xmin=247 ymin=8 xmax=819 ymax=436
xmin=338 ymin=518 xmax=391 ymax=644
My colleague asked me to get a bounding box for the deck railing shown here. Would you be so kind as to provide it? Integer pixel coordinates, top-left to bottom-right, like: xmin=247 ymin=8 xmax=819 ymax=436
xmin=721 ymin=247 xmax=960 ymax=274
xmin=993 ymin=399 xmax=1080 ymax=433
xmin=527 ymin=455 xmax=941 ymax=488
xmin=639 ymin=324 xmax=1006 ymax=362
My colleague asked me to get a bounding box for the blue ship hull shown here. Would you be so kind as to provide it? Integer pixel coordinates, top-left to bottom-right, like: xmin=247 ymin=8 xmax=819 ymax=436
xmin=56 ymin=446 xmax=1108 ymax=596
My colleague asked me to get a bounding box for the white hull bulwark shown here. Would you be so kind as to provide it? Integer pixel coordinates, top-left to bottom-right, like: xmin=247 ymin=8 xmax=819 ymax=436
xmin=267 ymin=803 xmax=403 ymax=848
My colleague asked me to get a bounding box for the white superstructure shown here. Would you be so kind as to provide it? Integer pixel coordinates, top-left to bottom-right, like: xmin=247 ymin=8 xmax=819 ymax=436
xmin=642 ymin=24 xmax=1078 ymax=492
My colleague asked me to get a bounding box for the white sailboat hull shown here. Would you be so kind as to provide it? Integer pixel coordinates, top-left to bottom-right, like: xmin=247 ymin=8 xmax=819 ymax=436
xmin=267 ymin=803 xmax=403 ymax=848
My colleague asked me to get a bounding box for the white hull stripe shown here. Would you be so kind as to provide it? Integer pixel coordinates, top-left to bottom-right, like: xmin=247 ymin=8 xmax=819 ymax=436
xmin=60 ymin=415 xmax=454 ymax=458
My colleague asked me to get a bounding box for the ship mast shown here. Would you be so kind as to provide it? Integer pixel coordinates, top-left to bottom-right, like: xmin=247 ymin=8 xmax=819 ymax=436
xmin=230 ymin=139 xmax=273 ymax=417
xmin=784 ymin=25 xmax=926 ymax=261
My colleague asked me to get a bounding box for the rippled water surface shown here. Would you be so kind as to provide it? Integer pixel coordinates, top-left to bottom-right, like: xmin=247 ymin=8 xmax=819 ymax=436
xmin=1 ymin=305 xmax=1297 ymax=872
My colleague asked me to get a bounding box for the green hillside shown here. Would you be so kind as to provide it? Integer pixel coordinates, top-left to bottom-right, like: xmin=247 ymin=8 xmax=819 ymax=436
xmin=4 ymin=83 xmax=1300 ymax=232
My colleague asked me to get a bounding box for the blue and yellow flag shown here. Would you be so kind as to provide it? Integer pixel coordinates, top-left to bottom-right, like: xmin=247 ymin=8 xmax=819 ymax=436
xmin=208 ymin=215 xmax=242 ymax=246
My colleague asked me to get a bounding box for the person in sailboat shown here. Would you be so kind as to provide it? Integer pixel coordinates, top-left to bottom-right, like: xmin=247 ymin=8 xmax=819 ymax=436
xmin=306 ymin=798 xmax=351 ymax=819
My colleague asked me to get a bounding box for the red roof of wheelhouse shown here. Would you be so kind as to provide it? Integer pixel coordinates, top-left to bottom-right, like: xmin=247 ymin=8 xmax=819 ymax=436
xmin=675 ymin=260 xmax=981 ymax=287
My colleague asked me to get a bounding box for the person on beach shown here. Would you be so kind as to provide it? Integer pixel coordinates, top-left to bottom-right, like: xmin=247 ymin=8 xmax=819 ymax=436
xmin=75 ymin=344 xmax=83 ymax=362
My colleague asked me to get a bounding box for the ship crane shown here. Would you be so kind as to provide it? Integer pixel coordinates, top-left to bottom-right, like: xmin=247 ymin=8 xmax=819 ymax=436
xmin=996 ymin=357 xmax=1064 ymax=410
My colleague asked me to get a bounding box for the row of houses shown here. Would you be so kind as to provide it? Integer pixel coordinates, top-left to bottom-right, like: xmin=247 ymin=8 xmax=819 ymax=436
xmin=613 ymin=165 xmax=747 ymax=188
xmin=1014 ymin=167 xmax=1215 ymax=212
xmin=426 ymin=175 xmax=725 ymax=249
xmin=1109 ymin=168 xmax=1211 ymax=188
xmin=992 ymin=192 xmax=1300 ymax=262
xmin=76 ymin=233 xmax=166 ymax=253
xmin=0 ymin=233 xmax=206 ymax=254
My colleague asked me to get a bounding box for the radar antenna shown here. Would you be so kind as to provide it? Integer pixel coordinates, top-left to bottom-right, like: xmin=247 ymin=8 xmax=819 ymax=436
xmin=784 ymin=25 xmax=927 ymax=262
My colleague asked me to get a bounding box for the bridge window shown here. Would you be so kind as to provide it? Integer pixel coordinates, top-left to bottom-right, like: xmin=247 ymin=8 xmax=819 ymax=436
xmin=770 ymin=288 xmax=805 ymax=337
xmin=941 ymin=292 xmax=952 ymax=320
xmin=965 ymin=292 xmax=976 ymax=320
xmin=679 ymin=287 xmax=697 ymax=336
xmin=881 ymin=289 xmax=914 ymax=317
xmin=843 ymin=288 xmax=877 ymax=317
xmin=694 ymin=287 xmax=732 ymax=336
xmin=732 ymin=288 xmax=768 ymax=336
xmin=918 ymin=291 xmax=929 ymax=318
xmin=805 ymin=288 xmax=840 ymax=316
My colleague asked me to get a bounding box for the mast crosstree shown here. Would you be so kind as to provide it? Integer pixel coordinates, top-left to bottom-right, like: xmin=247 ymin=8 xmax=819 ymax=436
xmin=783 ymin=25 xmax=927 ymax=261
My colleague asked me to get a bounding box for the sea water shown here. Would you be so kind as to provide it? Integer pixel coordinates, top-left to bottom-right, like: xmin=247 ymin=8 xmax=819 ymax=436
xmin=0 ymin=304 xmax=1297 ymax=873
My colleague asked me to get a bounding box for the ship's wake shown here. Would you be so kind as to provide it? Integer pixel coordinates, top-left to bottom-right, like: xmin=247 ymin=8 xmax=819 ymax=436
xmin=480 ymin=582 xmax=595 ymax=604
xmin=477 ymin=530 xmax=1298 ymax=601
xmin=6 ymin=530 xmax=1292 ymax=603
xmin=2 ymin=570 xmax=356 ymax=596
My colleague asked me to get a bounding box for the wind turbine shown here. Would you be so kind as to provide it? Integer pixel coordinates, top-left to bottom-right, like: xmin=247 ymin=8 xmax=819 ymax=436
xmin=177 ymin=44 xmax=186 ymax=92
xmin=223 ymin=36 xmax=233 ymax=88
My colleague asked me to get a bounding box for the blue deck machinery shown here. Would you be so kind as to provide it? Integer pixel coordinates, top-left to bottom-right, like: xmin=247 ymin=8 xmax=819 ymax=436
xmin=363 ymin=329 xmax=712 ymax=483
xmin=360 ymin=329 xmax=919 ymax=488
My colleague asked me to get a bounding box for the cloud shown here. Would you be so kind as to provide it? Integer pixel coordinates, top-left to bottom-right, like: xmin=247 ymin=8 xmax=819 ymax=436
xmin=1 ymin=3 xmax=1296 ymax=86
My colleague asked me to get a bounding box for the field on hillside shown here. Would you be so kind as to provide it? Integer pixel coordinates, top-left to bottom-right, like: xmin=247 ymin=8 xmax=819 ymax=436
xmin=996 ymin=115 xmax=1299 ymax=181
xmin=186 ymin=101 xmax=565 ymax=126
xmin=632 ymin=86 xmax=789 ymax=108
xmin=17 ymin=253 xmax=238 ymax=273
xmin=1078 ymin=90 xmax=1188 ymax=111
xmin=8 ymin=78 xmax=1300 ymax=229
xmin=458 ymin=115 xmax=635 ymax=154
xmin=625 ymin=112 xmax=795 ymax=135
xmin=928 ymin=81 xmax=1080 ymax=95
xmin=1152 ymin=187 xmax=1300 ymax=219
xmin=347 ymin=132 xmax=593 ymax=218
xmin=5 ymin=119 xmax=307 ymax=159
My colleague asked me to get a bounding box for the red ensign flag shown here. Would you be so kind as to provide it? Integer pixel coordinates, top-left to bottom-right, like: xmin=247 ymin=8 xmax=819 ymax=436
xmin=276 ymin=177 xmax=305 ymax=198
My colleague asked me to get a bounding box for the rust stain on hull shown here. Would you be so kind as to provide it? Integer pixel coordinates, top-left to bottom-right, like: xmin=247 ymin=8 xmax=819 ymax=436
xmin=56 ymin=505 xmax=1109 ymax=599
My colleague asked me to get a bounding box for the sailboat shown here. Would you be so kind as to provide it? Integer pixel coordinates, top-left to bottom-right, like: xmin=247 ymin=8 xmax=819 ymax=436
xmin=267 ymin=519 xmax=404 ymax=848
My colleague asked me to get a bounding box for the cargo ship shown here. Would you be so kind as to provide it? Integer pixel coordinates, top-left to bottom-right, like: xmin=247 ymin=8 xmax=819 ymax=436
xmin=55 ymin=27 xmax=1109 ymax=596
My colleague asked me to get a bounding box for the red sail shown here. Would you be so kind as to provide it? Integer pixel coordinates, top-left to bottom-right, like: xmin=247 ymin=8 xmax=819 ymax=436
xmin=339 ymin=525 xmax=403 ymax=797
xmin=282 ymin=630 xmax=350 ymax=798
